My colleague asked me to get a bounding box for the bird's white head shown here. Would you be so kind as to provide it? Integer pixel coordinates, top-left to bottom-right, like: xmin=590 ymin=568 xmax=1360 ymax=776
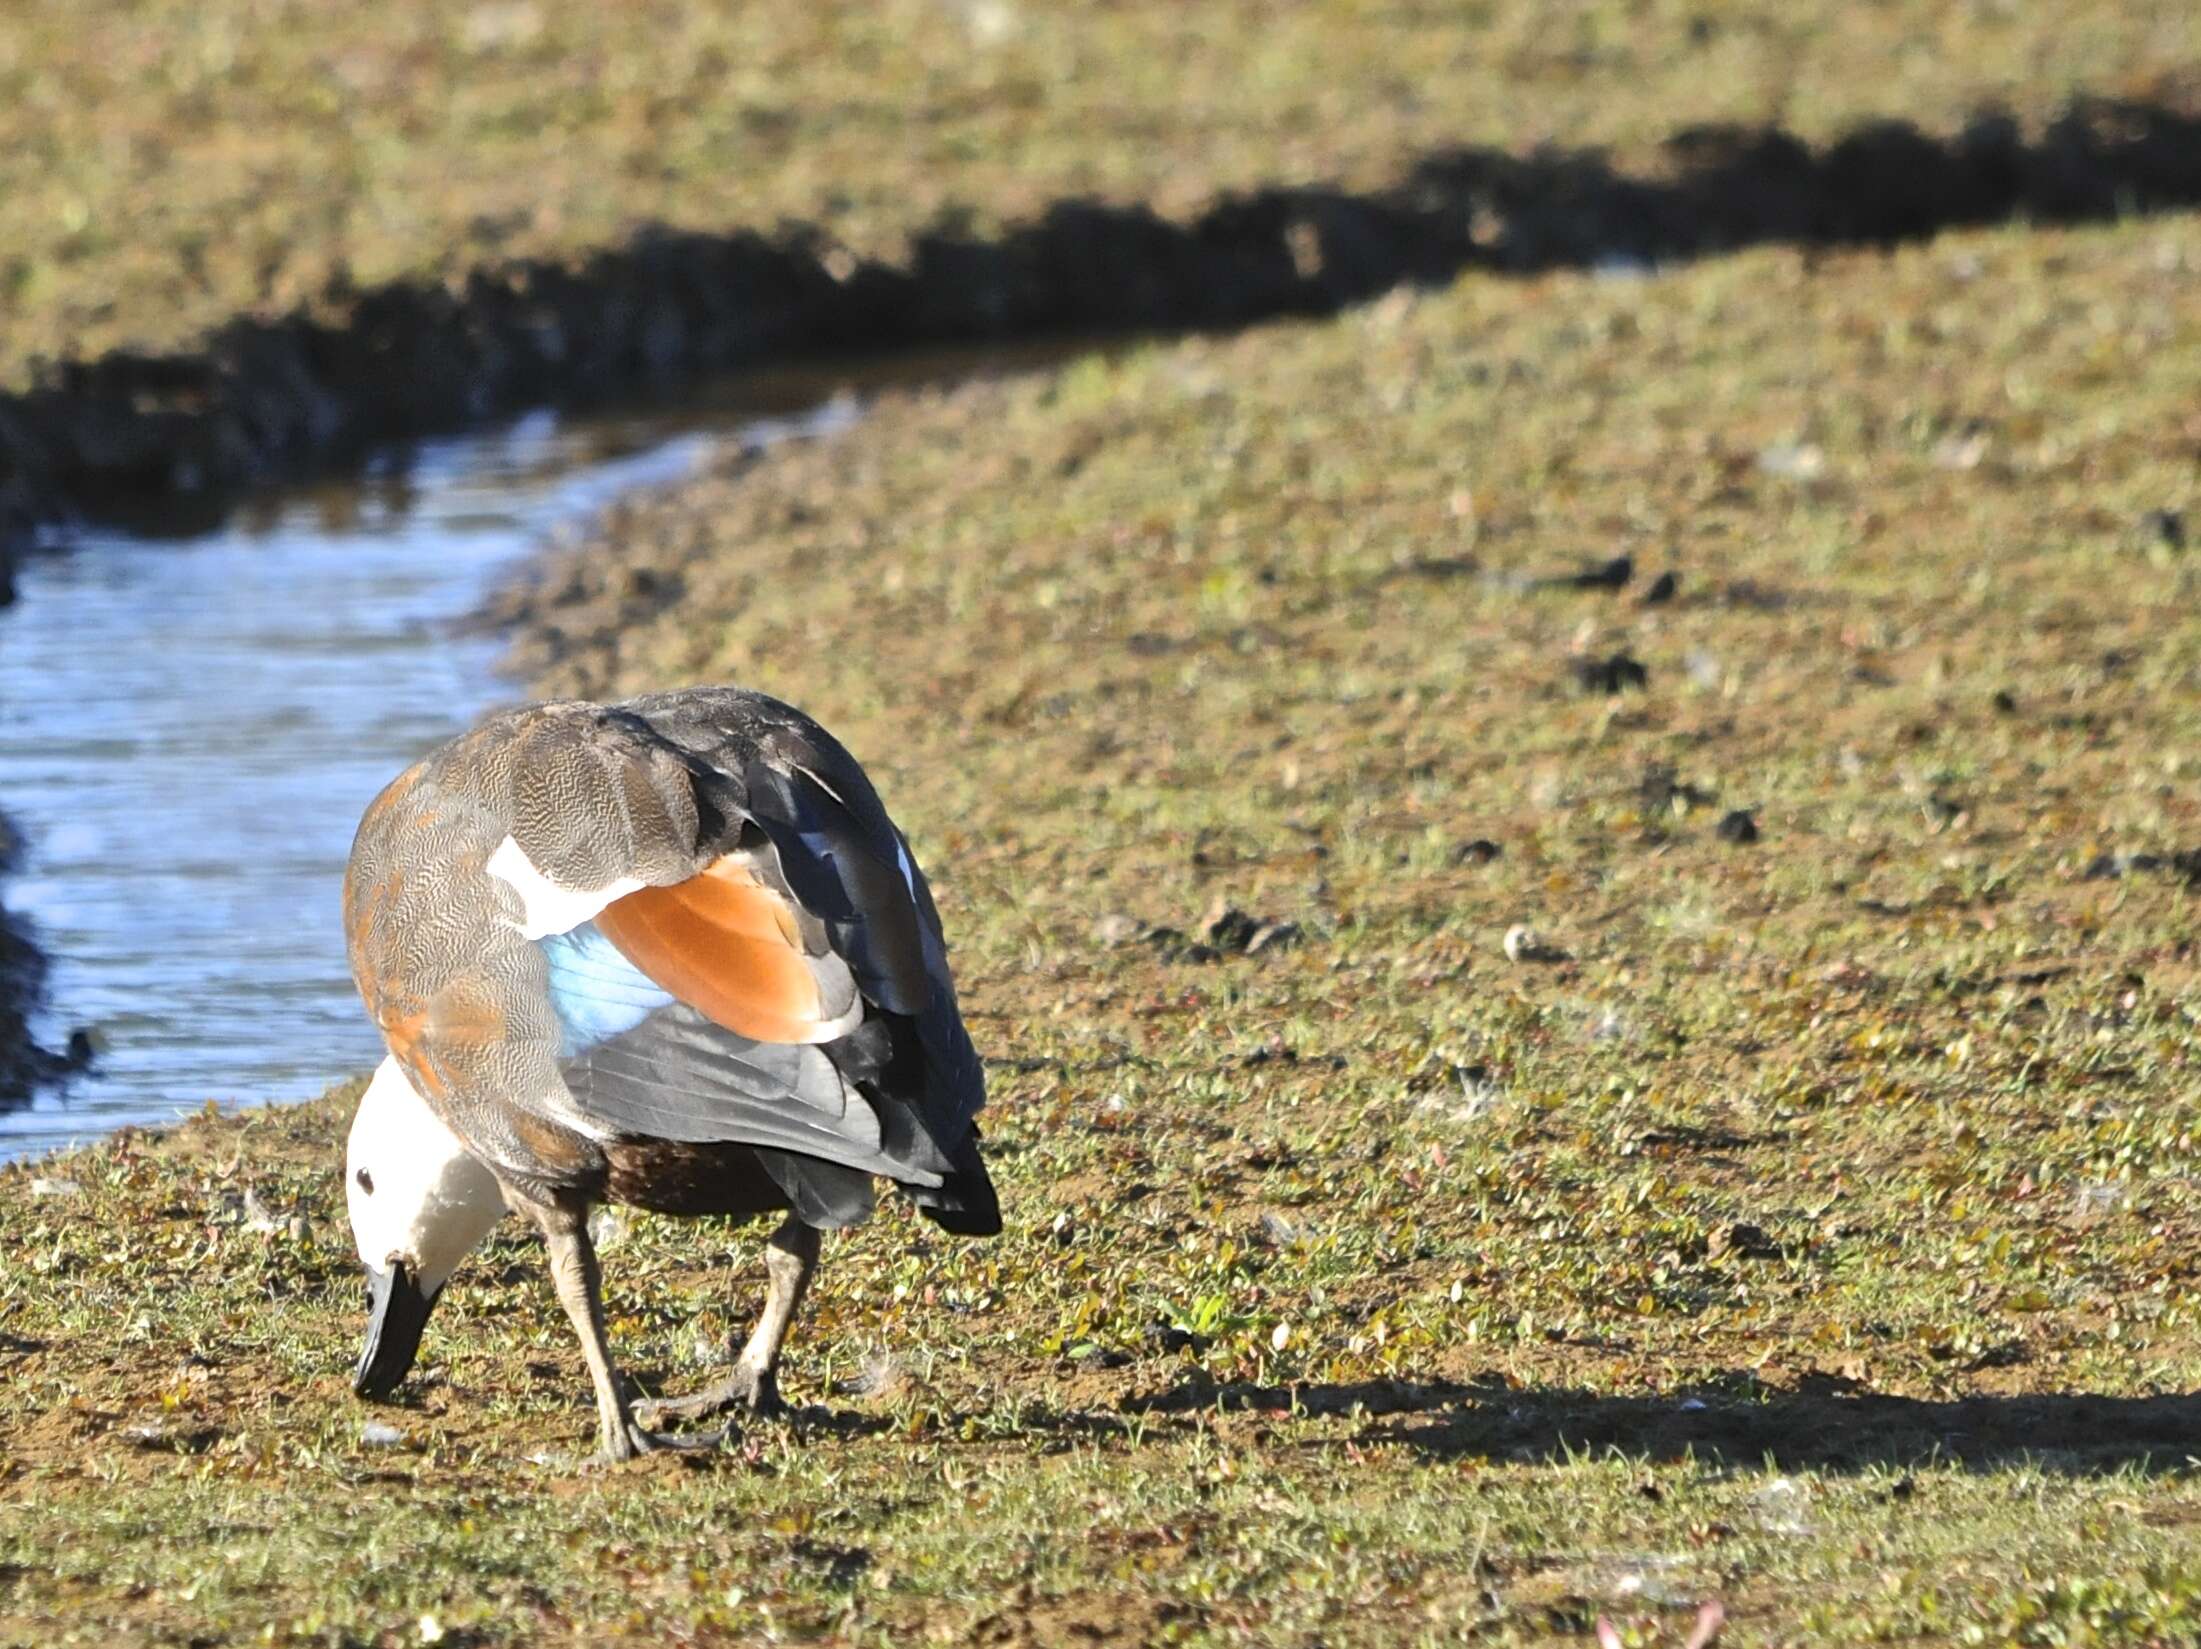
xmin=345 ymin=1055 xmax=507 ymax=1398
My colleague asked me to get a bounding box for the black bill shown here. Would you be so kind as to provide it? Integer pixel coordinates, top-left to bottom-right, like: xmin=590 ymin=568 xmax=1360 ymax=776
xmin=353 ymin=1260 xmax=437 ymax=1399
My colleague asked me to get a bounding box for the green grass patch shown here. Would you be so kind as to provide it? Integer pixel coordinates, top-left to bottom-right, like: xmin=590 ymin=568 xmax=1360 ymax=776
xmin=8 ymin=210 xmax=2201 ymax=1642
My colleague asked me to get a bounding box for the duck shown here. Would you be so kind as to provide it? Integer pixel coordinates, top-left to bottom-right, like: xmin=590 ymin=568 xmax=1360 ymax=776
xmin=339 ymin=686 xmax=999 ymax=1462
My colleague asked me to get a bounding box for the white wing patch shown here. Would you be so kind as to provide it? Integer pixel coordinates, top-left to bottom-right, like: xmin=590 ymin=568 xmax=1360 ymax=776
xmin=486 ymin=836 xmax=643 ymax=941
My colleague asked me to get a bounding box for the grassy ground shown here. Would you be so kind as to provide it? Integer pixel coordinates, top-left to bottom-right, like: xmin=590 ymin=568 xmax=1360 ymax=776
xmin=7 ymin=1 xmax=2201 ymax=1643
xmin=0 ymin=1 xmax=2196 ymax=388
xmin=6 ymin=205 xmax=2201 ymax=1642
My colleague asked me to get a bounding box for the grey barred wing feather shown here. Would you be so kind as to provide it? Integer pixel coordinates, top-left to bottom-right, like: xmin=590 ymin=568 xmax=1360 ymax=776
xmin=346 ymin=693 xmax=996 ymax=1231
xmin=508 ymin=698 xmax=992 ymax=1226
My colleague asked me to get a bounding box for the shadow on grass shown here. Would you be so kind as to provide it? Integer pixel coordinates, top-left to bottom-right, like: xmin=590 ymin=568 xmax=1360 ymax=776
xmin=3 ymin=96 xmax=2199 ymax=551
xmin=1124 ymin=1373 xmax=2201 ymax=1476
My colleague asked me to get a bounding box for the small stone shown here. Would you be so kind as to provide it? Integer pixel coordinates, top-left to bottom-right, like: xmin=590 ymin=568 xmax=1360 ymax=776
xmin=1716 ymin=809 xmax=1759 ymax=844
xmin=1501 ymin=925 xmax=1567 ymax=964
xmin=1641 ymin=570 xmax=1679 ymax=605
xmin=1454 ymin=838 xmax=1503 ymax=866
xmin=1991 ymin=688 xmax=2018 ymax=715
xmin=28 ymin=1177 xmax=81 ymax=1198
xmin=1092 ymin=913 xmax=1144 ymax=946
xmin=360 ymin=1421 xmax=405 ymax=1448
xmin=1257 ymin=1212 xmax=1298 ymax=1247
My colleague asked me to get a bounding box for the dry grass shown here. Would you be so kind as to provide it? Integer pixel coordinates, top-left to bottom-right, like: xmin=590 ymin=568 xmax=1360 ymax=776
xmin=0 ymin=0 xmax=2195 ymax=385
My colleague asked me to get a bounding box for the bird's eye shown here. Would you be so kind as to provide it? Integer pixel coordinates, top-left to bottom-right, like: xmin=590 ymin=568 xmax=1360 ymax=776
xmin=356 ymin=1168 xmax=375 ymax=1195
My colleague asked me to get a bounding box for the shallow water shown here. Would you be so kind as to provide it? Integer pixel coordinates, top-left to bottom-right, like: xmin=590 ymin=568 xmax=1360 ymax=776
xmin=0 ymin=347 xmax=1054 ymax=1160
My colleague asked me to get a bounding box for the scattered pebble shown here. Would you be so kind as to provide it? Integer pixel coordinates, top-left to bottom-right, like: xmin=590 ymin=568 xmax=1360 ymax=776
xmin=28 ymin=1177 xmax=81 ymax=1198
xmin=1716 ymin=808 xmax=1760 ymax=844
xmin=1257 ymin=1212 xmax=1299 ymax=1247
xmin=1573 ymin=653 xmax=1649 ymax=695
xmin=1454 ymin=837 xmax=1503 ymax=866
xmin=360 ymin=1421 xmax=405 ymax=1448
xmin=1091 ymin=913 xmax=1143 ymax=946
xmin=1503 ymin=925 xmax=1568 ymax=964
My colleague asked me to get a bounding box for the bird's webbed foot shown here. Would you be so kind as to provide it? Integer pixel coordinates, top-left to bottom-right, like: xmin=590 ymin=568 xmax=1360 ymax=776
xmin=633 ymin=1361 xmax=783 ymax=1430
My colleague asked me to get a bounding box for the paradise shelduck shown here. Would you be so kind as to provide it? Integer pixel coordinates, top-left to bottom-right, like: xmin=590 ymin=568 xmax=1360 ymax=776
xmin=339 ymin=687 xmax=999 ymax=1461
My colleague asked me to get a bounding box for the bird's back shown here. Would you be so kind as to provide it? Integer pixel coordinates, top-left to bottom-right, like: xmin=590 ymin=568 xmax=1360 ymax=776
xmin=342 ymin=690 xmax=997 ymax=1233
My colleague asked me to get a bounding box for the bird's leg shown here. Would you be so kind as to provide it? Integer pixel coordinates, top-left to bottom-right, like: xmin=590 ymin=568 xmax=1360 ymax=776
xmin=636 ymin=1215 xmax=820 ymax=1428
xmin=523 ymin=1197 xmax=717 ymax=1462
xmin=532 ymin=1201 xmax=649 ymax=1462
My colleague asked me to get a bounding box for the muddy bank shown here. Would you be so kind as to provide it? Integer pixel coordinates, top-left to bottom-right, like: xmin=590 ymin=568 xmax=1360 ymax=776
xmin=3 ymin=97 xmax=2199 ymax=579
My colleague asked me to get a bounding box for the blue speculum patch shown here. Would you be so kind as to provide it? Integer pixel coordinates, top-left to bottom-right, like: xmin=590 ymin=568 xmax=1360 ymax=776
xmin=540 ymin=920 xmax=674 ymax=1057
